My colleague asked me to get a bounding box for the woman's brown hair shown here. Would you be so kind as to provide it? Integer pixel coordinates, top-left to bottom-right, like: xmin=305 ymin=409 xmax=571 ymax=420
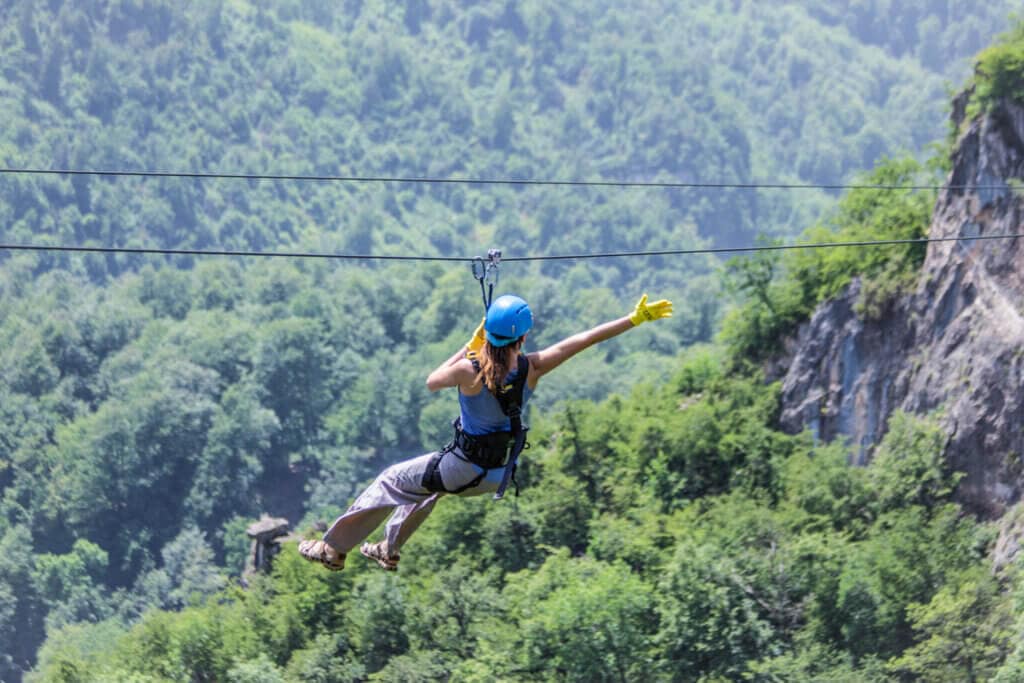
xmin=476 ymin=338 xmax=522 ymax=393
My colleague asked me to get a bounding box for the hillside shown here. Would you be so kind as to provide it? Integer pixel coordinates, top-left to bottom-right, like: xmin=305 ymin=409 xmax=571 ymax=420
xmin=20 ymin=22 xmax=1024 ymax=683
xmin=0 ymin=0 xmax=1014 ymax=267
xmin=721 ymin=21 xmax=1024 ymax=519
xmin=777 ymin=91 xmax=1024 ymax=517
xmin=2 ymin=2 xmax=1023 ymax=681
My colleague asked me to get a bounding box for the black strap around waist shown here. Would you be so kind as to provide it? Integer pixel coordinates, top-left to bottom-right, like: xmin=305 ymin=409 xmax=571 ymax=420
xmin=421 ymin=448 xmax=486 ymax=495
xmin=452 ymin=424 xmax=514 ymax=469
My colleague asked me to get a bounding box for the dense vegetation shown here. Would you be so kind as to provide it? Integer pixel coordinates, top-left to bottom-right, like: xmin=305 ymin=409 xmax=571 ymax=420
xmin=971 ymin=18 xmax=1024 ymax=116
xmin=721 ymin=156 xmax=937 ymax=363
xmin=0 ymin=0 xmax=1013 ymax=271
xmin=25 ymin=370 xmax=1019 ymax=681
xmin=2 ymin=1 xmax=1023 ymax=681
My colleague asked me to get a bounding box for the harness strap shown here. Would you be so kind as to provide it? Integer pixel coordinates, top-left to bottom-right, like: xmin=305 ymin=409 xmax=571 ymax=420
xmin=494 ymin=420 xmax=527 ymax=500
xmin=466 ymin=354 xmax=529 ymax=414
xmin=492 ymin=355 xmax=529 ymax=499
xmin=450 ymin=419 xmax=513 ymax=468
xmin=437 ymin=353 xmax=530 ymax=498
xmin=421 ymin=446 xmax=487 ymax=495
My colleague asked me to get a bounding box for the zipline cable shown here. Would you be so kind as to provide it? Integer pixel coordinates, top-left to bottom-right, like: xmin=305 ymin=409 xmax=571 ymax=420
xmin=501 ymin=233 xmax=1024 ymax=262
xmin=1 ymin=233 xmax=1020 ymax=263
xmin=0 ymin=166 xmax=1013 ymax=192
xmin=0 ymin=243 xmax=467 ymax=261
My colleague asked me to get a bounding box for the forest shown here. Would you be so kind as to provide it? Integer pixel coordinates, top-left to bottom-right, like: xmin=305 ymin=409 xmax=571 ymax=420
xmin=1 ymin=1 xmax=1023 ymax=681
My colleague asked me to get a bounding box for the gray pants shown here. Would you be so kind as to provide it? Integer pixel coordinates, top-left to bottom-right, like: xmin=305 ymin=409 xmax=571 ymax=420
xmin=322 ymin=446 xmax=506 ymax=554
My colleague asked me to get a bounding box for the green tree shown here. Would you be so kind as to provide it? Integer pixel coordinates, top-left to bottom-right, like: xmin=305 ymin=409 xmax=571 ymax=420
xmin=971 ymin=19 xmax=1024 ymax=115
xmin=889 ymin=567 xmax=1013 ymax=682
xmin=655 ymin=541 xmax=775 ymax=681
xmin=491 ymin=551 xmax=656 ymax=682
xmin=47 ymin=362 xmax=218 ymax=580
xmin=227 ymin=653 xmax=285 ymax=683
xmin=186 ymin=382 xmax=280 ymax=531
xmin=32 ymin=539 xmax=113 ymax=632
xmin=833 ymin=505 xmax=983 ymax=660
xmin=869 ymin=411 xmax=960 ymax=513
xmin=283 ymin=633 xmax=364 ymax=683
xmin=157 ymin=527 xmax=226 ymax=610
xmin=0 ymin=525 xmax=43 ymax=682
xmin=347 ymin=573 xmax=409 ymax=674
xmin=28 ymin=619 xmax=127 ymax=683
xmin=253 ymin=317 xmax=335 ymax=455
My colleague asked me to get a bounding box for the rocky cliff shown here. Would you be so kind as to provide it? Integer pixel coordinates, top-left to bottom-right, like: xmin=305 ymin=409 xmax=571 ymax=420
xmin=776 ymin=95 xmax=1024 ymax=517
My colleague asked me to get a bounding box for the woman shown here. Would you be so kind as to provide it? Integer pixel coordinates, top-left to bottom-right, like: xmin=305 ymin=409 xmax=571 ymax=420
xmin=298 ymin=292 xmax=673 ymax=571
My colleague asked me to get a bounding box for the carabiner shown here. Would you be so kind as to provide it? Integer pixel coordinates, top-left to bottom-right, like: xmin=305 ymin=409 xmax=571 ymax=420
xmin=472 ymin=249 xmax=502 ymax=312
xmin=472 ymin=256 xmax=487 ymax=283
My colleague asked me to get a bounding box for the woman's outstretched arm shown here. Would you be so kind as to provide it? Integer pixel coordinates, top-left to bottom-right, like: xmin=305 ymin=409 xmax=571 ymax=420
xmin=529 ymin=294 xmax=672 ymax=381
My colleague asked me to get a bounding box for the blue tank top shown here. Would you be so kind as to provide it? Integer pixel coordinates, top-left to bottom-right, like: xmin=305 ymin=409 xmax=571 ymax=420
xmin=458 ymin=358 xmax=533 ymax=435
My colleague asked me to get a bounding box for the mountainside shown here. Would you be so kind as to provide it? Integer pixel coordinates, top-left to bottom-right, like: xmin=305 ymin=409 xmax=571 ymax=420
xmin=778 ymin=94 xmax=1024 ymax=517
xmin=5 ymin=4 xmax=1024 ymax=682
xmin=0 ymin=0 xmax=1014 ymax=276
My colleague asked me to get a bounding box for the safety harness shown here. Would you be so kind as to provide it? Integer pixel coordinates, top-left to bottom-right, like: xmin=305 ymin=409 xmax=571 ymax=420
xmin=422 ymin=353 xmax=530 ymax=499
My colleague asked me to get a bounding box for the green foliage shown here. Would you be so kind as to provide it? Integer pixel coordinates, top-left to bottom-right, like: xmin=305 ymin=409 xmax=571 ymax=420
xmin=791 ymin=158 xmax=934 ymax=304
xmin=0 ymin=525 xmax=44 ymax=682
xmin=889 ymin=566 xmax=1013 ymax=682
xmin=187 ymin=385 xmax=279 ymax=533
xmin=656 ymin=538 xmax=777 ymax=680
xmin=971 ymin=18 xmax=1024 ymax=115
xmin=721 ymin=157 xmax=935 ymax=360
xmin=834 ymin=507 xmax=958 ymax=659
xmin=20 ymin=373 xmax=1003 ymax=682
xmin=486 ymin=551 xmax=656 ymax=682
xmin=749 ymin=640 xmax=890 ymax=681
xmin=283 ymin=633 xmax=364 ymax=683
xmin=28 ymin=619 xmax=128 ymax=683
xmin=870 ymin=411 xmax=961 ymax=513
xmin=993 ymin=559 xmax=1024 ymax=683
xmin=32 ymin=540 xmax=112 ymax=632
xmin=347 ymin=574 xmax=410 ymax=673
xmin=782 ymin=440 xmax=874 ymax=535
xmin=153 ymin=527 xmax=227 ymax=610
xmin=226 ymin=654 xmax=285 ymax=683
xmin=2 ymin=2 xmax=1022 ymax=681
xmin=221 ymin=515 xmax=257 ymax=576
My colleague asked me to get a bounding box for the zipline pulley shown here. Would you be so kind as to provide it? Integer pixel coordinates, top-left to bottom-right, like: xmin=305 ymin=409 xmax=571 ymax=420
xmin=472 ymin=248 xmax=501 ymax=312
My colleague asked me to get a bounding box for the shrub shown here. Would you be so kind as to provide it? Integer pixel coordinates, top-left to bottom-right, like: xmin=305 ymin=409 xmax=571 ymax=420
xmin=971 ymin=19 xmax=1024 ymax=115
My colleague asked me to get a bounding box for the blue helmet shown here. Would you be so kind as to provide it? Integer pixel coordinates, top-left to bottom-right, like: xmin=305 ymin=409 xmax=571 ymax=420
xmin=485 ymin=295 xmax=533 ymax=347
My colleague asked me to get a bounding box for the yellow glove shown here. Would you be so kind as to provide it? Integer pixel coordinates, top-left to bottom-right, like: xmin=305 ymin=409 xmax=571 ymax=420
xmin=466 ymin=317 xmax=486 ymax=353
xmin=629 ymin=293 xmax=673 ymax=326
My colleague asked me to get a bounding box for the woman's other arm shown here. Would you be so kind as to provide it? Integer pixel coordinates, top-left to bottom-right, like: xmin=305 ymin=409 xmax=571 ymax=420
xmin=425 ymin=356 xmax=477 ymax=392
xmin=425 ymin=319 xmax=486 ymax=392
xmin=529 ymin=294 xmax=672 ymax=381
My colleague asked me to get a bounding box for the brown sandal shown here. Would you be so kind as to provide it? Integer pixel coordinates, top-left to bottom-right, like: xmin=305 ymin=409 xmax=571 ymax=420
xmin=360 ymin=541 xmax=400 ymax=571
xmin=298 ymin=539 xmax=346 ymax=571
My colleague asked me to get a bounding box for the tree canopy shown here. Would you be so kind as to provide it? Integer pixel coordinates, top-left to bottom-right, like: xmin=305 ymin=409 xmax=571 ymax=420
xmin=2 ymin=2 xmax=1023 ymax=681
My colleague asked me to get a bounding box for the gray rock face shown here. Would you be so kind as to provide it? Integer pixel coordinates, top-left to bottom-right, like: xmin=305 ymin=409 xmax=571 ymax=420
xmin=245 ymin=515 xmax=293 ymax=576
xmin=776 ymin=97 xmax=1024 ymax=518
